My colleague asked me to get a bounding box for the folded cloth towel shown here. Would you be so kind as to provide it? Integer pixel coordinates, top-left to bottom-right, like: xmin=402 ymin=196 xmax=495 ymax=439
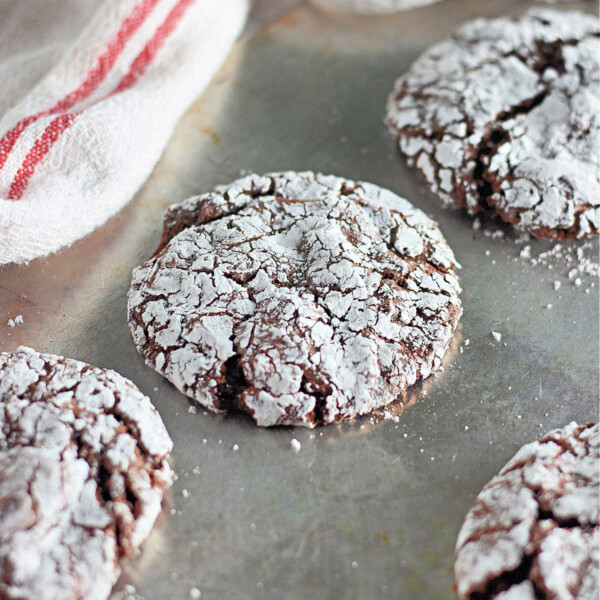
xmin=0 ymin=0 xmax=248 ymax=265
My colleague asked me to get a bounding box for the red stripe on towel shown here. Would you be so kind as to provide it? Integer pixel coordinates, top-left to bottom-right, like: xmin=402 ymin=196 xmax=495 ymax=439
xmin=8 ymin=0 xmax=196 ymax=200
xmin=0 ymin=0 xmax=160 ymax=171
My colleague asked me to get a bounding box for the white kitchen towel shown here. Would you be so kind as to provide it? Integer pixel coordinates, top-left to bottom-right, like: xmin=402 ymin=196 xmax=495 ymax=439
xmin=0 ymin=0 xmax=249 ymax=265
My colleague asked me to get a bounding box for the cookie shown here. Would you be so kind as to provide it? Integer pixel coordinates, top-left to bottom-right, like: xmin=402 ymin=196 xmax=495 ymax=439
xmin=128 ymin=171 xmax=461 ymax=427
xmin=0 ymin=347 xmax=173 ymax=600
xmin=455 ymin=422 xmax=599 ymax=600
xmin=386 ymin=9 xmax=600 ymax=240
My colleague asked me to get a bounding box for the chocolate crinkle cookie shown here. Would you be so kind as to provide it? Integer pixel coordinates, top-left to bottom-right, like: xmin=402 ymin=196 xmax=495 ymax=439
xmin=128 ymin=171 xmax=461 ymax=427
xmin=386 ymin=9 xmax=600 ymax=240
xmin=455 ymin=422 xmax=599 ymax=600
xmin=0 ymin=347 xmax=173 ymax=600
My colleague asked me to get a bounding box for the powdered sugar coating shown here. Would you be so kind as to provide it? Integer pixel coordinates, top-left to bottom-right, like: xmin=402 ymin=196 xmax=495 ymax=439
xmin=128 ymin=171 xmax=461 ymax=427
xmin=455 ymin=422 xmax=599 ymax=600
xmin=386 ymin=9 xmax=600 ymax=240
xmin=0 ymin=347 xmax=173 ymax=600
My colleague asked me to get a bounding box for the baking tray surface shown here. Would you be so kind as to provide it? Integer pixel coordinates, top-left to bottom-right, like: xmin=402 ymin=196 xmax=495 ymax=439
xmin=0 ymin=1 xmax=598 ymax=599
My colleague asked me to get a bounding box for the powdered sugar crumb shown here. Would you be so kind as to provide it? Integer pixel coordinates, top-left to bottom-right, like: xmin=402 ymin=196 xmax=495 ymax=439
xmin=7 ymin=315 xmax=23 ymax=327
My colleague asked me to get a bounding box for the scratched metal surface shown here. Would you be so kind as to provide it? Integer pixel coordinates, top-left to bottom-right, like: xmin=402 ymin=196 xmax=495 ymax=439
xmin=0 ymin=1 xmax=598 ymax=599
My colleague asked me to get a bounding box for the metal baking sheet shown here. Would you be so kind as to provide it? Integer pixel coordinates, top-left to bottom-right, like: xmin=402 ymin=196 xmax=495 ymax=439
xmin=1 ymin=1 xmax=598 ymax=599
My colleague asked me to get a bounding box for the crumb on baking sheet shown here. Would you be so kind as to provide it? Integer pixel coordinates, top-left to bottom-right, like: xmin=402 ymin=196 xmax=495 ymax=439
xmin=7 ymin=315 xmax=23 ymax=327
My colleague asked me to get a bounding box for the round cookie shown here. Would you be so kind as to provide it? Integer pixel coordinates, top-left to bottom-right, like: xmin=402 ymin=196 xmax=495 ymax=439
xmin=128 ymin=171 xmax=461 ymax=427
xmin=455 ymin=422 xmax=599 ymax=600
xmin=386 ymin=9 xmax=600 ymax=239
xmin=0 ymin=347 xmax=173 ymax=600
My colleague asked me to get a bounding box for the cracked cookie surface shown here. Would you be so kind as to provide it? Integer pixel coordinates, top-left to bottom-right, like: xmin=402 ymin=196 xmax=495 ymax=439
xmin=0 ymin=347 xmax=173 ymax=600
xmin=128 ymin=171 xmax=461 ymax=427
xmin=386 ymin=9 xmax=600 ymax=239
xmin=455 ymin=422 xmax=599 ymax=600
